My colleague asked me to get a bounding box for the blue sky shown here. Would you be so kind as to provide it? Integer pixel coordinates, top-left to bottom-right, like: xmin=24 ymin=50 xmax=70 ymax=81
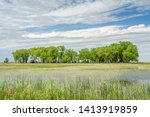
xmin=0 ymin=0 xmax=150 ymax=62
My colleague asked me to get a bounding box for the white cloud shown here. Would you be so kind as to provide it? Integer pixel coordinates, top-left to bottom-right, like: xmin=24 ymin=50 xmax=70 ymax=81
xmin=44 ymin=0 xmax=121 ymax=17
xmin=0 ymin=0 xmax=150 ymax=61
xmin=0 ymin=0 xmax=150 ymax=31
xmin=23 ymin=24 xmax=150 ymax=38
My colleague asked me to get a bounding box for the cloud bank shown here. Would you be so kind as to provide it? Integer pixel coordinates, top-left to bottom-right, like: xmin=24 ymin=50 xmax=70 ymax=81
xmin=0 ymin=0 xmax=150 ymax=61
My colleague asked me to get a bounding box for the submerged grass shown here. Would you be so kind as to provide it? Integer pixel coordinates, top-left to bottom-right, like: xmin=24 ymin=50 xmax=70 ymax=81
xmin=0 ymin=63 xmax=150 ymax=100
xmin=0 ymin=79 xmax=149 ymax=100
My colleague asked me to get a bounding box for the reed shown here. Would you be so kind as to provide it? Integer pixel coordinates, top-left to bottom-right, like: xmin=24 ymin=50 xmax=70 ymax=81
xmin=0 ymin=79 xmax=149 ymax=100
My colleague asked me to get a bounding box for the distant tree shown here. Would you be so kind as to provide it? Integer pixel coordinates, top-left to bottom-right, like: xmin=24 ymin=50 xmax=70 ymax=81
xmin=62 ymin=49 xmax=77 ymax=63
xmin=109 ymin=43 xmax=120 ymax=62
xmin=91 ymin=48 xmax=99 ymax=63
xmin=96 ymin=47 xmax=105 ymax=63
xmin=29 ymin=47 xmax=40 ymax=63
xmin=57 ymin=46 xmax=66 ymax=63
xmin=12 ymin=49 xmax=29 ymax=63
xmin=12 ymin=51 xmax=19 ymax=63
xmin=46 ymin=46 xmax=58 ymax=63
xmin=12 ymin=41 xmax=139 ymax=63
xmin=123 ymin=44 xmax=139 ymax=63
xmin=117 ymin=41 xmax=133 ymax=62
xmin=39 ymin=47 xmax=47 ymax=63
xmin=79 ymin=48 xmax=91 ymax=63
xmin=4 ymin=58 xmax=9 ymax=63
xmin=22 ymin=49 xmax=30 ymax=63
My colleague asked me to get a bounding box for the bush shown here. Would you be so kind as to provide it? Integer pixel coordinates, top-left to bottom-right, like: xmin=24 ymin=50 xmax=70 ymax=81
xmin=4 ymin=58 xmax=9 ymax=63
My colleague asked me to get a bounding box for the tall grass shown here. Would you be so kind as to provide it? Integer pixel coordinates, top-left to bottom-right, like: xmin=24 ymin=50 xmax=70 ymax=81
xmin=0 ymin=79 xmax=149 ymax=100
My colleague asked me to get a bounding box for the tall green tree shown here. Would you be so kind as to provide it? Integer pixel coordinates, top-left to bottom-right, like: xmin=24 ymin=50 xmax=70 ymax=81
xmin=29 ymin=47 xmax=40 ymax=63
xmin=12 ymin=41 xmax=139 ymax=63
xmin=123 ymin=44 xmax=139 ymax=63
xmin=12 ymin=51 xmax=19 ymax=63
xmin=39 ymin=47 xmax=47 ymax=63
xmin=91 ymin=48 xmax=99 ymax=63
xmin=62 ymin=49 xmax=77 ymax=63
xmin=79 ymin=48 xmax=91 ymax=63
xmin=46 ymin=46 xmax=58 ymax=63
xmin=57 ymin=46 xmax=65 ymax=63
xmin=12 ymin=49 xmax=29 ymax=63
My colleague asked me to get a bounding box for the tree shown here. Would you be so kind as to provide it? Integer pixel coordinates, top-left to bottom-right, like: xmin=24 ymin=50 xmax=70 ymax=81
xmin=21 ymin=49 xmax=30 ymax=63
xmin=117 ymin=41 xmax=133 ymax=62
xmin=62 ymin=49 xmax=77 ymax=63
xmin=4 ymin=58 xmax=9 ymax=63
xmin=46 ymin=46 xmax=58 ymax=63
xmin=58 ymin=46 xmax=65 ymax=63
xmin=12 ymin=49 xmax=29 ymax=63
xmin=39 ymin=47 xmax=47 ymax=63
xmin=79 ymin=48 xmax=91 ymax=63
xmin=110 ymin=43 xmax=120 ymax=62
xmin=91 ymin=48 xmax=99 ymax=63
xmin=12 ymin=51 xmax=19 ymax=63
xmin=29 ymin=47 xmax=40 ymax=63
xmin=123 ymin=44 xmax=139 ymax=63
xmin=12 ymin=41 xmax=139 ymax=63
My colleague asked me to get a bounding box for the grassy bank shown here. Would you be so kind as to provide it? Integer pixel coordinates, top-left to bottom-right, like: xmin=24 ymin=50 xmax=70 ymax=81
xmin=0 ymin=79 xmax=150 ymax=100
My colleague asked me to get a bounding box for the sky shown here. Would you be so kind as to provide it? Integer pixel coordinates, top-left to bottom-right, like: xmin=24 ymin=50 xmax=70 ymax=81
xmin=0 ymin=0 xmax=150 ymax=62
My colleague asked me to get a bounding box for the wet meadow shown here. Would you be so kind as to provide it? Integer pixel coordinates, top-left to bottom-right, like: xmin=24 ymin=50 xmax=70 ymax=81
xmin=0 ymin=63 xmax=150 ymax=100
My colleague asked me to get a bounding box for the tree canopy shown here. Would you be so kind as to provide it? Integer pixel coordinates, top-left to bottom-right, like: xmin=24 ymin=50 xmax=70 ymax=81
xmin=12 ymin=41 xmax=139 ymax=63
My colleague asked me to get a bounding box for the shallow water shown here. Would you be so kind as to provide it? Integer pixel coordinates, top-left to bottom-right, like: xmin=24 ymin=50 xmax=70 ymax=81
xmin=0 ymin=64 xmax=150 ymax=82
xmin=117 ymin=70 xmax=150 ymax=82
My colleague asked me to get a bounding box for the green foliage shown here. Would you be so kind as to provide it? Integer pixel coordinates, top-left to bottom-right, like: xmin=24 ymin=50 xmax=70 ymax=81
xmin=12 ymin=49 xmax=29 ymax=63
xmin=62 ymin=49 xmax=77 ymax=63
xmin=4 ymin=58 xmax=9 ymax=63
xmin=58 ymin=46 xmax=66 ymax=63
xmin=29 ymin=47 xmax=40 ymax=63
xmin=91 ymin=48 xmax=99 ymax=62
xmin=90 ymin=41 xmax=139 ymax=63
xmin=79 ymin=48 xmax=91 ymax=63
xmin=47 ymin=46 xmax=58 ymax=63
xmin=39 ymin=47 xmax=47 ymax=63
xmin=12 ymin=41 xmax=139 ymax=63
xmin=123 ymin=45 xmax=139 ymax=63
xmin=0 ymin=79 xmax=149 ymax=100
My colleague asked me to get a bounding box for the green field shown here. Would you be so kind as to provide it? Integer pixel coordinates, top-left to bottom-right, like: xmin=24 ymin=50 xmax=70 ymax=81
xmin=0 ymin=63 xmax=150 ymax=100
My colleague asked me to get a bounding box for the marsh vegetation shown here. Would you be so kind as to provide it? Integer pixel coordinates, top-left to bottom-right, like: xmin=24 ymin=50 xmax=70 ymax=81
xmin=0 ymin=63 xmax=150 ymax=100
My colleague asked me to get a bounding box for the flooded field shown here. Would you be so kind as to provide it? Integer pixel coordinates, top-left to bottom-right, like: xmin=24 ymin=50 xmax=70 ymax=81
xmin=0 ymin=63 xmax=150 ymax=100
xmin=0 ymin=63 xmax=150 ymax=81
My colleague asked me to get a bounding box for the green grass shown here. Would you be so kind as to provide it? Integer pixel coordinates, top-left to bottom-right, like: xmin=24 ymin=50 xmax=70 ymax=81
xmin=0 ymin=79 xmax=150 ymax=100
xmin=0 ymin=63 xmax=76 ymax=71
xmin=0 ymin=63 xmax=150 ymax=100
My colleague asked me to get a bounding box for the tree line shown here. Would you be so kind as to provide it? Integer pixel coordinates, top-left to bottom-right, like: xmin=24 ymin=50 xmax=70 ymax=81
xmin=12 ymin=41 xmax=139 ymax=63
